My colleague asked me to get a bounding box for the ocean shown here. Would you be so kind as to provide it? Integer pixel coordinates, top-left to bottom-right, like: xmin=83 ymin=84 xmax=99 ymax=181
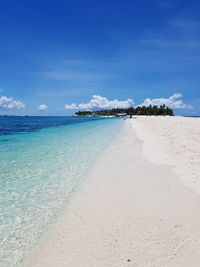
xmin=0 ymin=116 xmax=122 ymax=266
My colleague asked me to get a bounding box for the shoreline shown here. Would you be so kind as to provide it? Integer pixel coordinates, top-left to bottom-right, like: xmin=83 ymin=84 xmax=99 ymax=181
xmin=25 ymin=119 xmax=200 ymax=266
xmin=0 ymin=117 xmax=122 ymax=267
xmin=22 ymin=120 xmax=124 ymax=267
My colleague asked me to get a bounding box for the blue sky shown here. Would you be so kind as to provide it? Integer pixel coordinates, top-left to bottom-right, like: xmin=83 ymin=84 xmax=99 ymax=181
xmin=0 ymin=0 xmax=200 ymax=115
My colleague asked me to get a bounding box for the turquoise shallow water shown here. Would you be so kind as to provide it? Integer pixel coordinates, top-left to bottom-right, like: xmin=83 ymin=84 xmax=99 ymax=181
xmin=0 ymin=117 xmax=122 ymax=266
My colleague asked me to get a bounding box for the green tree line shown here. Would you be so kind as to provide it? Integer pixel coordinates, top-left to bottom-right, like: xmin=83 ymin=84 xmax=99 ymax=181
xmin=75 ymin=105 xmax=174 ymax=116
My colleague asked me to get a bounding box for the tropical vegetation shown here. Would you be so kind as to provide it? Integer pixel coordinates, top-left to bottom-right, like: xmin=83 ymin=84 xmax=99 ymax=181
xmin=75 ymin=105 xmax=174 ymax=116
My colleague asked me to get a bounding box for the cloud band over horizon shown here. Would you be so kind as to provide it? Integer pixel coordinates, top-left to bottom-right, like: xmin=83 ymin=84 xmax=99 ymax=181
xmin=64 ymin=93 xmax=191 ymax=111
xmin=65 ymin=95 xmax=134 ymax=110
xmin=0 ymin=93 xmax=192 ymax=113
xmin=140 ymin=93 xmax=192 ymax=110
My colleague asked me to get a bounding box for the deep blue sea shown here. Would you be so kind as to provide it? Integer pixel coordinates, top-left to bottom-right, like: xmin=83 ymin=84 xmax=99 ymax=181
xmin=0 ymin=115 xmax=108 ymax=135
xmin=0 ymin=116 xmax=122 ymax=266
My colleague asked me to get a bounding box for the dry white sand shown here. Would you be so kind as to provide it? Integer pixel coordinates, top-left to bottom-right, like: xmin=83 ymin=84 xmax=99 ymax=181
xmin=26 ymin=119 xmax=200 ymax=267
xmin=131 ymin=116 xmax=200 ymax=196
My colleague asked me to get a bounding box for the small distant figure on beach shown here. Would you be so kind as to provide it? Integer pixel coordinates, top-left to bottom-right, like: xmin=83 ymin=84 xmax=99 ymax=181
xmin=130 ymin=115 xmax=132 ymax=119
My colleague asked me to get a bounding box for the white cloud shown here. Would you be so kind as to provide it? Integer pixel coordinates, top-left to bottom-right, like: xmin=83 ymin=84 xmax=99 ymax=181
xmin=65 ymin=103 xmax=79 ymax=109
xmin=64 ymin=95 xmax=134 ymax=110
xmin=38 ymin=104 xmax=48 ymax=111
xmin=0 ymin=96 xmax=25 ymax=109
xmin=140 ymin=93 xmax=192 ymax=109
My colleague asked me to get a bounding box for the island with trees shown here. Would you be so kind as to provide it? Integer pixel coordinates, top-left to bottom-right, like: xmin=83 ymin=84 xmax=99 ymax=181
xmin=75 ymin=105 xmax=174 ymax=117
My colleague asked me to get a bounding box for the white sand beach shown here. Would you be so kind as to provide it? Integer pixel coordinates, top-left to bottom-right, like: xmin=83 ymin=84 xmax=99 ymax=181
xmin=131 ymin=116 xmax=200 ymax=196
xmin=27 ymin=117 xmax=200 ymax=267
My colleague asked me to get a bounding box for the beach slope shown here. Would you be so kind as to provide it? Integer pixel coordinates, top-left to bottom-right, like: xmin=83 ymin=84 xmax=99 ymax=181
xmin=27 ymin=119 xmax=200 ymax=267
